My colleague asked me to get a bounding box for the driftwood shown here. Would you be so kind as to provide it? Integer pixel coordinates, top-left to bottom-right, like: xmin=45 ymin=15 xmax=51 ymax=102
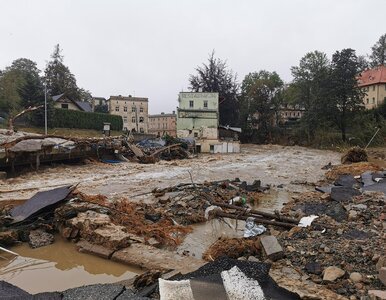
xmin=150 ymin=144 xmax=182 ymax=157
xmin=7 ymin=105 xmax=43 ymax=132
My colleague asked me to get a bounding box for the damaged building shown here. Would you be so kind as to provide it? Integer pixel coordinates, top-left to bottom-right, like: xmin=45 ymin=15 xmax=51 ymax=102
xmin=176 ymin=92 xmax=240 ymax=153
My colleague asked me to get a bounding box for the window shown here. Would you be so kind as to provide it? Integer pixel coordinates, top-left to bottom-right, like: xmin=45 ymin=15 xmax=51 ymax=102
xmin=115 ymin=106 xmax=119 ymax=112
xmin=124 ymin=107 xmax=127 ymax=112
xmin=61 ymin=103 xmax=68 ymax=109
xmin=139 ymin=128 xmax=144 ymax=133
xmin=373 ymin=86 xmax=376 ymax=91
xmin=194 ymin=132 xmax=198 ymax=137
xmin=140 ymin=107 xmax=144 ymax=113
xmin=203 ymin=100 xmax=208 ymax=108
xmin=366 ymin=98 xmax=369 ymax=104
xmin=123 ymin=116 xmax=128 ymax=122
xmin=189 ymin=100 xmax=194 ymax=108
xmin=132 ymin=106 xmax=136 ymax=112
xmin=372 ymin=97 xmax=375 ymax=104
xmin=132 ymin=117 xmax=136 ymax=123
xmin=139 ymin=117 xmax=144 ymax=123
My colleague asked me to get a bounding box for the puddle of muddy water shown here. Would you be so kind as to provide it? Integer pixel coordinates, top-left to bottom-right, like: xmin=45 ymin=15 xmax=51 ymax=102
xmin=0 ymin=237 xmax=142 ymax=294
xmin=179 ymin=189 xmax=291 ymax=259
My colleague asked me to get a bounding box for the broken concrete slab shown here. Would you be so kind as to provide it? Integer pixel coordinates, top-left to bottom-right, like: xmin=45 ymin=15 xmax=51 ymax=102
xmin=260 ymin=235 xmax=284 ymax=261
xmin=28 ymin=229 xmax=54 ymax=248
xmin=363 ymin=180 xmax=386 ymax=194
xmin=66 ymin=210 xmax=111 ymax=230
xmin=334 ymin=175 xmax=357 ymax=187
xmin=330 ymin=186 xmax=361 ymax=203
xmin=10 ymin=185 xmax=72 ymax=224
xmin=112 ymin=243 xmax=205 ymax=272
xmin=62 ymin=284 xmax=125 ymax=300
xmin=92 ymin=224 xmax=132 ymax=249
xmin=76 ymin=240 xmax=115 ymax=259
xmin=362 ymin=171 xmax=376 ymax=187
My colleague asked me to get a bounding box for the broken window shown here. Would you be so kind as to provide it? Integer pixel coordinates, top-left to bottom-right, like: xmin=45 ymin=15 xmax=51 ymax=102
xmin=139 ymin=117 xmax=144 ymax=123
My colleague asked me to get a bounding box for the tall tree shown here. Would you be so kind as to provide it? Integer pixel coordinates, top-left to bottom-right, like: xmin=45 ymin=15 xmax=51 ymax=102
xmin=44 ymin=44 xmax=80 ymax=100
xmin=189 ymin=51 xmax=239 ymax=126
xmin=290 ymin=51 xmax=331 ymax=141
xmin=369 ymin=33 xmax=386 ymax=67
xmin=330 ymin=48 xmax=365 ymax=141
xmin=240 ymin=70 xmax=283 ymax=142
xmin=0 ymin=70 xmax=24 ymax=114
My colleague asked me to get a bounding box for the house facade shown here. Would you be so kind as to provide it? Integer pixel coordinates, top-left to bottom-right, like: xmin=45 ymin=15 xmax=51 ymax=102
xmin=52 ymin=93 xmax=93 ymax=112
xmin=148 ymin=112 xmax=177 ymax=137
xmin=108 ymin=95 xmax=149 ymax=132
xmin=358 ymin=66 xmax=386 ymax=109
xmin=177 ymin=92 xmax=239 ymax=153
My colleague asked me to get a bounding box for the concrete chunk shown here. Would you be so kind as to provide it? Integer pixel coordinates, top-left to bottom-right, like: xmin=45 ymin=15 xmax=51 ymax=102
xmin=260 ymin=235 xmax=283 ymax=261
xmin=76 ymin=240 xmax=115 ymax=259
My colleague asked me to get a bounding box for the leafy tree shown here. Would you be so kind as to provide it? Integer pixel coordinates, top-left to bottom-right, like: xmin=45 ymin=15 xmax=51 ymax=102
xmin=369 ymin=33 xmax=386 ymax=67
xmin=357 ymin=55 xmax=369 ymax=72
xmin=0 ymin=70 xmax=24 ymax=114
xmin=189 ymin=51 xmax=239 ymax=126
xmin=330 ymin=48 xmax=365 ymax=141
xmin=94 ymin=104 xmax=108 ymax=113
xmin=44 ymin=44 xmax=80 ymax=100
xmin=78 ymin=88 xmax=92 ymax=102
xmin=240 ymin=70 xmax=283 ymax=142
xmin=290 ymin=51 xmax=332 ymax=141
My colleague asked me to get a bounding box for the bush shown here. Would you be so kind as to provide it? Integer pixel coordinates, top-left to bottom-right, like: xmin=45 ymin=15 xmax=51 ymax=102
xmin=50 ymin=109 xmax=123 ymax=131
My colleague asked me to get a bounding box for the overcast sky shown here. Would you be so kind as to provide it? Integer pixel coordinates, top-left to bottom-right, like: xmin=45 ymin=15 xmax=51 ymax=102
xmin=1 ymin=0 xmax=385 ymax=114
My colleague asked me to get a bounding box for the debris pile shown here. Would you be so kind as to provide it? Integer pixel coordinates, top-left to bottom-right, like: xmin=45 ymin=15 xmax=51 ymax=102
xmin=341 ymin=146 xmax=368 ymax=164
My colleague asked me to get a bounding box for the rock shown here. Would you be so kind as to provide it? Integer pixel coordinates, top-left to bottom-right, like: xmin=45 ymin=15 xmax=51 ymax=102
xmin=91 ymin=224 xmax=132 ymax=250
xmin=350 ymin=272 xmax=362 ymax=283
xmin=376 ymin=256 xmax=386 ymax=272
xmin=247 ymin=256 xmax=260 ymax=262
xmin=331 ymin=186 xmax=361 ymax=203
xmin=372 ymin=254 xmax=381 ymax=262
xmin=348 ymin=210 xmax=358 ymax=221
xmin=323 ymin=266 xmax=345 ymax=282
xmin=237 ymin=257 xmax=247 ymax=261
xmin=305 ymin=261 xmax=322 ymax=275
xmin=335 ymin=175 xmax=357 ymax=187
xmin=76 ymin=240 xmax=115 ymax=259
xmin=67 ymin=211 xmax=111 ymax=230
xmin=287 ymin=245 xmax=296 ymax=252
xmin=368 ymin=290 xmax=386 ymax=300
xmin=324 ymin=246 xmax=332 ymax=253
xmin=28 ymin=229 xmax=54 ymax=248
xmin=337 ymin=229 xmax=344 ymax=235
xmin=260 ymin=235 xmax=284 ymax=261
xmin=0 ymin=230 xmax=19 ymax=246
xmin=379 ymin=267 xmax=386 ymax=286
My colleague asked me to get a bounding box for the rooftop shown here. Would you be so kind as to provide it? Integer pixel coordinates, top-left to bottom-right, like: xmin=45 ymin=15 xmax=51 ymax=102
xmin=358 ymin=65 xmax=386 ymax=87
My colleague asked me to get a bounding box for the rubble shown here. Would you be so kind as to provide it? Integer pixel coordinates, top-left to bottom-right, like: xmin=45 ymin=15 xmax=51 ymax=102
xmin=260 ymin=235 xmax=284 ymax=261
xmin=28 ymin=229 xmax=54 ymax=248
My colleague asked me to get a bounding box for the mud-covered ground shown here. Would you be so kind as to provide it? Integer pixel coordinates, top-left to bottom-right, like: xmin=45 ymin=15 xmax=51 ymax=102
xmin=0 ymin=144 xmax=341 ymax=202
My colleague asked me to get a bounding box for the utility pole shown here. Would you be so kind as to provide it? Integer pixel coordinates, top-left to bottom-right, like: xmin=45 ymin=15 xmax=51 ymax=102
xmin=44 ymin=83 xmax=47 ymax=135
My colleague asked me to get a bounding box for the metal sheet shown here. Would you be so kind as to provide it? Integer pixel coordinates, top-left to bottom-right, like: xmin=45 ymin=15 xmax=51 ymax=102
xmin=10 ymin=185 xmax=72 ymax=224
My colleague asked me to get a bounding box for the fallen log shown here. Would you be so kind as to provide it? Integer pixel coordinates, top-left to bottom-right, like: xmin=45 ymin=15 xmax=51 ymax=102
xmin=214 ymin=211 xmax=296 ymax=229
xmin=7 ymin=105 xmax=43 ymax=132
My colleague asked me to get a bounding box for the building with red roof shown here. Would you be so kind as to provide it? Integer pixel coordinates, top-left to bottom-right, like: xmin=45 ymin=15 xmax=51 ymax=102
xmin=357 ymin=66 xmax=386 ymax=109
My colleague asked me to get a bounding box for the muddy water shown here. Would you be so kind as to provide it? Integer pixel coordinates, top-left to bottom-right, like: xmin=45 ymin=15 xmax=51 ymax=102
xmin=0 ymin=237 xmax=142 ymax=294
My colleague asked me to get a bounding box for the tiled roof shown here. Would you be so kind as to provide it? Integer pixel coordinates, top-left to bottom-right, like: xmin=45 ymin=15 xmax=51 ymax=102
xmin=358 ymin=66 xmax=386 ymax=87
xmin=52 ymin=93 xmax=65 ymax=101
xmin=75 ymin=101 xmax=93 ymax=112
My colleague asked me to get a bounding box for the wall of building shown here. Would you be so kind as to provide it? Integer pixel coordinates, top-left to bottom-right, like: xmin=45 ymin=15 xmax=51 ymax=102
xmin=195 ymin=139 xmax=240 ymax=153
xmin=148 ymin=113 xmax=176 ymax=137
xmin=362 ymin=84 xmax=386 ymax=109
xmin=108 ymin=96 xmax=148 ymax=133
xmin=54 ymin=100 xmax=80 ymax=111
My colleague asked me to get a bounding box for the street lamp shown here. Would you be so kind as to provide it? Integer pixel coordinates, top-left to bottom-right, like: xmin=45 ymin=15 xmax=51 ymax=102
xmin=44 ymin=82 xmax=47 ymax=135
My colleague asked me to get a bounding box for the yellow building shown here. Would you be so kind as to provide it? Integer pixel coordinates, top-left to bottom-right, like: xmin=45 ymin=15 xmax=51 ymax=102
xmin=148 ymin=112 xmax=177 ymax=137
xmin=358 ymin=66 xmax=386 ymax=109
xmin=107 ymin=95 xmax=148 ymax=133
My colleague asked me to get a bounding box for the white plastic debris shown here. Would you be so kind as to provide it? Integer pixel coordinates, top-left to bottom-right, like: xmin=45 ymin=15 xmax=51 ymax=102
xmin=244 ymin=217 xmax=266 ymax=237
xmin=204 ymin=205 xmax=222 ymax=220
xmin=298 ymin=215 xmax=319 ymax=227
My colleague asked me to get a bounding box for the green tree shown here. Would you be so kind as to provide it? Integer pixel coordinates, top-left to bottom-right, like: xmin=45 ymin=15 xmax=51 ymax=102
xmin=240 ymin=70 xmax=283 ymax=142
xmin=290 ymin=51 xmax=331 ymax=141
xmin=0 ymin=70 xmax=24 ymax=114
xmin=44 ymin=44 xmax=80 ymax=100
xmin=330 ymin=48 xmax=365 ymax=141
xmin=189 ymin=51 xmax=239 ymax=126
xmin=369 ymin=33 xmax=386 ymax=67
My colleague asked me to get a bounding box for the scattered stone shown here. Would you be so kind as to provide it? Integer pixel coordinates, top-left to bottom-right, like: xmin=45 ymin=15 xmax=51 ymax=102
xmin=330 ymin=186 xmax=362 ymax=203
xmin=323 ymin=266 xmax=345 ymax=282
xmin=379 ymin=267 xmax=386 ymax=286
xmin=305 ymin=261 xmax=322 ymax=275
xmin=350 ymin=272 xmax=363 ymax=283
xmin=368 ymin=290 xmax=386 ymax=300
xmin=260 ymin=235 xmax=284 ymax=261
xmin=0 ymin=230 xmax=19 ymax=246
xmin=247 ymin=256 xmax=260 ymax=262
xmin=349 ymin=210 xmax=358 ymax=221
xmin=28 ymin=229 xmax=54 ymax=248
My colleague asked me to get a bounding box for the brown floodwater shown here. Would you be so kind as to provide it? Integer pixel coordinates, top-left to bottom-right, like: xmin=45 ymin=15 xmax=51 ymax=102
xmin=0 ymin=237 xmax=142 ymax=294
